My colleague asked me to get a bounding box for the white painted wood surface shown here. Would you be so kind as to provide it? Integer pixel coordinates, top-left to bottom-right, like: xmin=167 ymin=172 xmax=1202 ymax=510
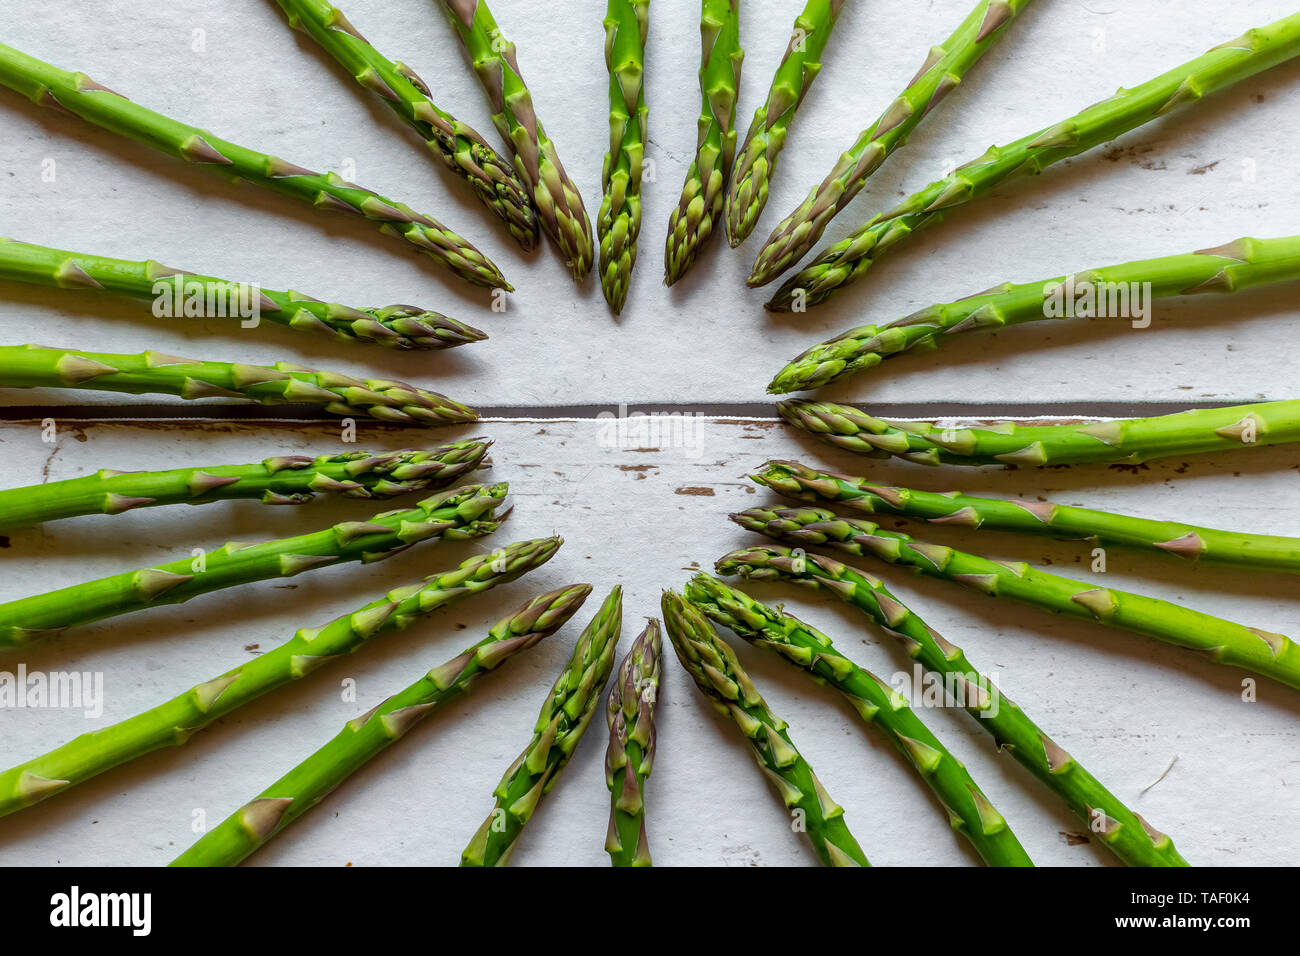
xmin=0 ymin=0 xmax=1296 ymax=408
xmin=0 ymin=418 xmax=1297 ymax=866
xmin=0 ymin=0 xmax=1297 ymax=866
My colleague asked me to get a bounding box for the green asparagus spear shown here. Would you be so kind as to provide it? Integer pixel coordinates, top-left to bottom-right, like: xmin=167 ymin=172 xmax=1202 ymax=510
xmin=750 ymin=0 xmax=1034 ymax=285
xmin=662 ymin=590 xmax=870 ymax=866
xmin=0 ymin=537 xmax=560 ymax=820
xmin=0 ymin=482 xmax=508 ymax=649
xmin=683 ymin=573 xmax=1033 ymax=866
xmin=172 ymin=582 xmax=586 ymax=866
xmin=715 ymin=546 xmax=1188 ymax=866
xmin=0 ymin=236 xmax=485 ymax=350
xmin=604 ymin=619 xmax=660 ymax=866
xmin=766 ymin=13 xmax=1300 ymax=309
xmin=0 ymin=345 xmax=478 ymax=426
xmin=273 ymin=0 xmax=539 ymax=250
xmin=0 ymin=441 xmax=489 ymax=531
xmin=438 ymin=0 xmax=594 ymax=280
xmin=0 ymin=42 xmax=509 ymax=290
xmin=723 ymin=0 xmax=845 ymax=247
xmin=777 ymin=398 xmax=1300 ymax=467
xmin=753 ymin=459 xmax=1300 ymax=575
xmin=769 ymin=236 xmax=1300 ymax=391
xmin=462 ymin=587 xmax=623 ymax=866
xmin=598 ymin=0 xmax=650 ymax=314
xmin=664 ymin=0 xmax=743 ymax=285
xmin=733 ymin=504 xmax=1300 ymax=691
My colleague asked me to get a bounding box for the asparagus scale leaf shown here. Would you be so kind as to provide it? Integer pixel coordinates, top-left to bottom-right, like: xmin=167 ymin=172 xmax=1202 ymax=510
xmin=171 ymin=582 xmax=588 ymax=866
xmin=0 ymin=537 xmax=561 ymax=820
xmin=0 ymin=43 xmax=510 ymax=290
xmin=734 ymin=504 xmax=1300 ymax=691
xmin=663 ymin=0 xmax=743 ymax=285
xmin=750 ymin=0 xmax=1035 ymax=285
xmin=716 ymin=546 xmax=1188 ymax=867
xmin=767 ymin=12 xmax=1300 ymax=309
xmin=754 ymin=459 xmax=1300 ymax=576
xmin=604 ymin=619 xmax=660 ymax=866
xmin=684 ymin=573 xmax=1033 ymax=866
xmin=0 ymin=441 xmax=489 ymax=531
xmin=438 ymin=0 xmax=594 ymax=280
xmin=0 ymin=345 xmax=478 ymax=426
xmin=0 ymin=237 xmax=486 ymax=351
xmin=777 ymin=398 xmax=1300 ymax=467
xmin=722 ymin=0 xmax=845 ymax=247
xmin=770 ymin=235 xmax=1300 ymax=392
xmin=0 ymin=482 xmax=509 ymax=648
xmin=274 ymin=0 xmax=539 ymax=250
xmin=662 ymin=590 xmax=869 ymax=866
xmin=462 ymin=587 xmax=623 ymax=866
xmin=598 ymin=0 xmax=650 ymax=314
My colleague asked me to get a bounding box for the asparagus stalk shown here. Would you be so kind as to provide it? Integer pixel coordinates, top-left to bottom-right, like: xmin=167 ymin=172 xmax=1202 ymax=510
xmin=715 ymin=546 xmax=1188 ymax=866
xmin=766 ymin=13 xmax=1300 ymax=309
xmin=750 ymin=0 xmax=1034 ymax=285
xmin=0 ymin=236 xmax=485 ymax=350
xmin=776 ymin=398 xmax=1300 ymax=467
xmin=754 ymin=459 xmax=1300 ymax=575
xmin=0 ymin=345 xmax=478 ymax=426
xmin=0 ymin=441 xmax=489 ymax=531
xmin=172 ymin=582 xmax=587 ymax=866
xmin=438 ymin=0 xmax=594 ymax=280
xmin=663 ymin=0 xmax=743 ymax=286
xmin=0 ymin=42 xmax=509 ymax=291
xmin=769 ymin=236 xmax=1300 ymax=391
xmin=0 ymin=537 xmax=560 ymax=820
xmin=662 ymin=590 xmax=869 ymax=866
xmin=461 ymin=587 xmax=624 ymax=866
xmin=598 ymin=0 xmax=650 ymax=314
xmin=683 ymin=572 xmax=1033 ymax=866
xmin=604 ymin=619 xmax=660 ymax=867
xmin=734 ymin=504 xmax=1300 ymax=691
xmin=0 ymin=482 xmax=508 ymax=649
xmin=273 ymin=0 xmax=539 ymax=250
xmin=722 ymin=0 xmax=845 ymax=247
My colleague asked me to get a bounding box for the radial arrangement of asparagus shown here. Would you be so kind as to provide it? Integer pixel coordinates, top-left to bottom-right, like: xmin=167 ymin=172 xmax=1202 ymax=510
xmin=735 ymin=504 xmax=1300 ymax=691
xmin=754 ymin=459 xmax=1300 ymax=575
xmin=663 ymin=0 xmax=743 ymax=285
xmin=769 ymin=235 xmax=1300 ymax=391
xmin=0 ymin=236 xmax=485 ymax=350
xmin=0 ymin=345 xmax=478 ymax=426
xmin=749 ymin=0 xmax=1034 ymax=285
xmin=0 ymin=441 xmax=489 ymax=531
xmin=716 ymin=547 xmax=1188 ymax=866
xmin=662 ymin=590 xmax=869 ymax=866
xmin=273 ymin=0 xmax=538 ymax=249
xmin=722 ymin=0 xmax=845 ymax=247
xmin=0 ymin=43 xmax=509 ymax=290
xmin=172 ymin=583 xmax=586 ymax=866
xmin=439 ymin=0 xmax=593 ymax=279
xmin=766 ymin=13 xmax=1300 ymax=310
xmin=604 ymin=619 xmax=660 ymax=867
xmin=777 ymin=398 xmax=1300 ymax=467
xmin=684 ymin=573 xmax=1033 ymax=866
xmin=598 ymin=0 xmax=650 ymax=314
xmin=0 ymin=482 xmax=508 ymax=649
xmin=462 ymin=587 xmax=623 ymax=866
xmin=0 ymin=537 xmax=560 ymax=820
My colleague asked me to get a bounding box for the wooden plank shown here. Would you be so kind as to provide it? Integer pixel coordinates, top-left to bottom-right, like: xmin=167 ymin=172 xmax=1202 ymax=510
xmin=0 ymin=416 xmax=1296 ymax=865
